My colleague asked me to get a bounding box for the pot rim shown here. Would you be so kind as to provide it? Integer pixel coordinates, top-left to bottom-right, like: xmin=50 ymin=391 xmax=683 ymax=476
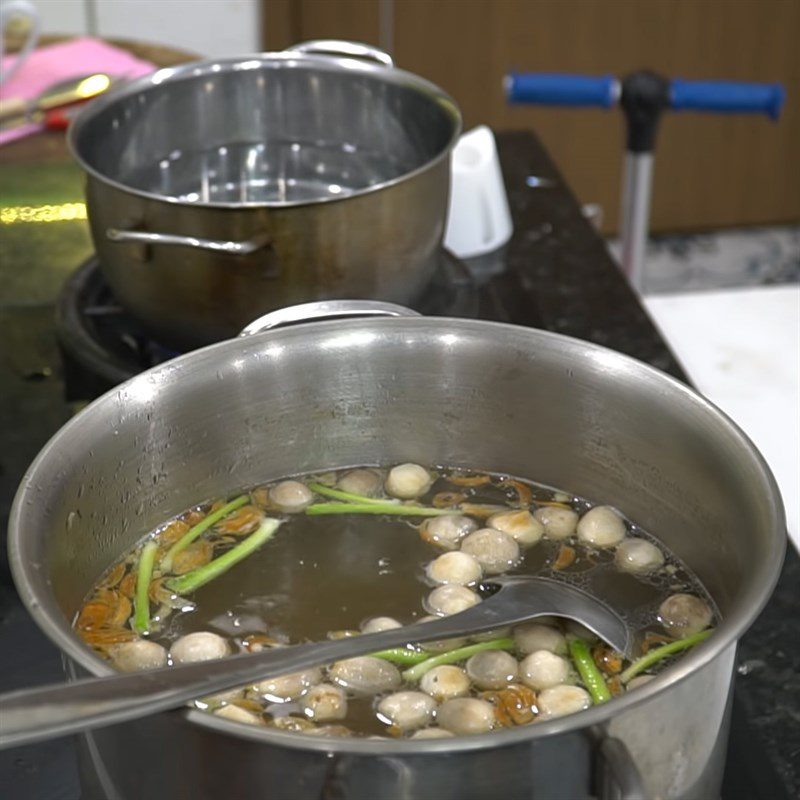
xmin=67 ymin=50 xmax=463 ymax=210
xmin=8 ymin=317 xmax=786 ymax=754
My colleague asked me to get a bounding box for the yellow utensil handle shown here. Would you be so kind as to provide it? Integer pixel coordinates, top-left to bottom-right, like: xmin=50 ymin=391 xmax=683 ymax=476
xmin=0 ymin=96 xmax=28 ymax=122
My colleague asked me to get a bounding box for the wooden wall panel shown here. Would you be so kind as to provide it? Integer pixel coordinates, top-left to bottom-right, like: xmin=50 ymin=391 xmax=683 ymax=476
xmin=262 ymin=0 xmax=300 ymax=50
xmin=263 ymin=0 xmax=800 ymax=233
xmin=263 ymin=0 xmax=379 ymax=50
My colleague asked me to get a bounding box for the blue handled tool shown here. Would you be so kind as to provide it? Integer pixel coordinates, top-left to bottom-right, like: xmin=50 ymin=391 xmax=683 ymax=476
xmin=670 ymin=79 xmax=784 ymax=119
xmin=505 ymin=73 xmax=618 ymax=108
xmin=506 ymin=70 xmax=785 ymax=290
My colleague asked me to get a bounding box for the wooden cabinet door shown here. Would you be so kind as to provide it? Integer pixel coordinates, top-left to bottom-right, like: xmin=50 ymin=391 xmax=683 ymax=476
xmin=262 ymin=0 xmax=799 ymax=234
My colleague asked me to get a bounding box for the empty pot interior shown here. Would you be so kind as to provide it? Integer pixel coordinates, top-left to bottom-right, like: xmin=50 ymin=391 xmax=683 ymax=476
xmin=11 ymin=319 xmax=783 ymax=656
xmin=70 ymin=57 xmax=459 ymax=205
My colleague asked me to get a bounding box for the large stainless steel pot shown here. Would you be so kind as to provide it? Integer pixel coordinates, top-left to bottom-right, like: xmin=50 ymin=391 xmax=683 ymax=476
xmin=68 ymin=41 xmax=462 ymax=350
xmin=9 ymin=302 xmax=785 ymax=799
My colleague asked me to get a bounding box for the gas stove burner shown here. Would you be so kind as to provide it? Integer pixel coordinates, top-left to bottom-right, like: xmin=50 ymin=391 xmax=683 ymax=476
xmin=416 ymin=248 xmax=480 ymax=319
xmin=56 ymin=250 xmax=479 ymax=401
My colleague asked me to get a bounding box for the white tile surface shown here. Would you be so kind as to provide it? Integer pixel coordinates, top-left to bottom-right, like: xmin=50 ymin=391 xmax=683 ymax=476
xmin=93 ymin=0 xmax=260 ymax=58
xmin=28 ymin=0 xmax=88 ymax=35
xmin=644 ymin=285 xmax=800 ymax=551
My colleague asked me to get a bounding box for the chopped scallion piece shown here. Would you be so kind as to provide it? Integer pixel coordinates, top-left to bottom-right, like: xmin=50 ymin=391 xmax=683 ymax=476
xmin=161 ymin=494 xmax=249 ymax=571
xmin=306 ymin=502 xmax=457 ymax=517
xmin=402 ymin=638 xmax=515 ymax=682
xmin=620 ymin=629 xmax=713 ymax=684
xmin=307 ymin=482 xmax=395 ymax=506
xmin=133 ymin=541 xmax=158 ymax=634
xmin=166 ymin=518 xmax=281 ymax=595
xmin=568 ymin=637 xmax=611 ymax=704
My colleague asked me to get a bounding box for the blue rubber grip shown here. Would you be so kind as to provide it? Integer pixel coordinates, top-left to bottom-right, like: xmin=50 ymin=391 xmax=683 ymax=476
xmin=671 ymin=79 xmax=784 ymax=120
xmin=506 ymin=72 xmax=617 ymax=108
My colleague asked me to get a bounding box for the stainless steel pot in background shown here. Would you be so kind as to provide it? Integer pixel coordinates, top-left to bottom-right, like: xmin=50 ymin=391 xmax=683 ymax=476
xmin=68 ymin=41 xmax=462 ymax=349
xmin=9 ymin=303 xmax=785 ymax=799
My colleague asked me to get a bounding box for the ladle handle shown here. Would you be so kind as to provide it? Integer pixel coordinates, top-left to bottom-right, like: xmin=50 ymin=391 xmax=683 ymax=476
xmin=0 ymin=579 xmax=628 ymax=749
xmin=0 ymin=609 xmax=510 ymax=750
xmin=0 ymin=584 xmax=560 ymax=749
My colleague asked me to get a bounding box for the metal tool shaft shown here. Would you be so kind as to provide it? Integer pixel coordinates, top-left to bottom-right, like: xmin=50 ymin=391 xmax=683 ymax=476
xmin=620 ymin=152 xmax=654 ymax=292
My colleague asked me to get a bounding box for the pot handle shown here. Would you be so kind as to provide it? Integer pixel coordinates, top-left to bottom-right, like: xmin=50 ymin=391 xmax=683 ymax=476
xmin=290 ymin=39 xmax=394 ymax=68
xmin=106 ymin=228 xmax=271 ymax=255
xmin=239 ymin=299 xmax=420 ymax=337
xmin=596 ymin=737 xmax=648 ymax=800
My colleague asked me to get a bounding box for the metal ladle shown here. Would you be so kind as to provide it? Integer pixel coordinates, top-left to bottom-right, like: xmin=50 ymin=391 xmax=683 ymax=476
xmin=0 ymin=576 xmax=629 ymax=749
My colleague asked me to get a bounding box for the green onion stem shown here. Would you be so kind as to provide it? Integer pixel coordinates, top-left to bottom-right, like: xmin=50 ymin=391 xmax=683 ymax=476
xmin=307 ymin=482 xmax=395 ymax=506
xmin=133 ymin=541 xmax=158 ymax=634
xmin=370 ymin=647 xmax=431 ymax=666
xmin=402 ymin=637 xmax=515 ymax=682
xmin=620 ymin=629 xmax=713 ymax=684
xmin=569 ymin=637 xmax=611 ymax=704
xmin=306 ymin=502 xmax=457 ymax=517
xmin=161 ymin=494 xmax=249 ymax=572
xmin=166 ymin=518 xmax=282 ymax=595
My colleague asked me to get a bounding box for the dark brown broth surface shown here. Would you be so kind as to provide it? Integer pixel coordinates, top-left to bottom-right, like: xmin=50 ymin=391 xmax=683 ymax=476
xmin=74 ymin=467 xmax=717 ymax=738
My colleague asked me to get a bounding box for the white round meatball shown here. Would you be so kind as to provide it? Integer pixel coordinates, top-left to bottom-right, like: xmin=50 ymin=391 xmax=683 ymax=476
xmin=361 ymin=616 xmax=403 ymax=634
xmin=377 ymin=691 xmax=437 ymax=731
xmin=253 ymin=668 xmax=322 ymax=702
xmin=416 ymin=615 xmax=467 ymax=653
xmin=615 ymin=538 xmax=664 ymax=575
xmin=203 ymin=686 xmax=246 ymax=707
xmin=470 ymin=626 xmax=512 ymax=643
xmin=466 ymin=650 xmax=519 ymax=690
xmin=327 ymin=629 xmax=360 ymax=640
xmin=513 ymin=622 xmax=567 ymax=655
xmin=437 ymin=698 xmax=495 ymax=736
xmin=170 ymin=632 xmax=230 ymax=664
xmin=337 ymin=468 xmax=382 ymax=497
xmin=460 ymin=528 xmax=520 ymax=574
xmin=385 ymin=463 xmax=433 ymax=499
xmin=420 ymin=515 xmax=479 ymax=550
xmin=426 ymin=551 xmax=482 ymax=586
xmin=626 ymin=674 xmax=656 ymax=690
xmin=536 ymin=685 xmax=591 ymax=719
xmin=520 ymin=650 xmax=570 ymax=690
xmin=329 ymin=656 xmax=401 ymax=694
xmin=213 ymin=704 xmax=263 ymax=725
xmin=424 ymin=585 xmax=481 ymax=616
xmin=301 ymin=683 xmax=347 ymax=721
xmin=270 ymin=715 xmax=316 ymax=733
xmin=659 ymin=593 xmax=713 ymax=637
xmin=576 ymin=506 xmax=626 ymax=547
xmin=305 ymin=725 xmax=353 ymax=738
xmin=487 ymin=510 xmax=544 ymax=548
xmin=534 ymin=506 xmax=579 ymax=540
xmin=564 ymin=621 xmax=600 ymax=643
xmin=411 ymin=727 xmax=455 ymax=739
xmin=109 ymin=640 xmax=167 ymax=672
xmin=270 ymin=480 xmax=314 ymax=512
xmin=419 ymin=665 xmax=471 ymax=701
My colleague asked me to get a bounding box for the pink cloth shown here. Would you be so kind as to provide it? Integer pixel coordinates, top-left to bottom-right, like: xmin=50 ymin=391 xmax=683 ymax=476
xmin=0 ymin=37 xmax=155 ymax=146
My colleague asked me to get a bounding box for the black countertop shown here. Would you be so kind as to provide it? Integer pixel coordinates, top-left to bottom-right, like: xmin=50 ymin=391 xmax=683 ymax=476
xmin=0 ymin=131 xmax=797 ymax=799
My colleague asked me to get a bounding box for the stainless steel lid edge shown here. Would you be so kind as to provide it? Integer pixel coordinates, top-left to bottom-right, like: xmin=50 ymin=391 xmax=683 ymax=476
xmin=67 ymin=44 xmax=463 ymax=210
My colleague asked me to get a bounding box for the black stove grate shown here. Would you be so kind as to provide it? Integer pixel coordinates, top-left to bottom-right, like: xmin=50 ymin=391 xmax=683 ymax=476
xmin=55 ymin=251 xmax=479 ymax=401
